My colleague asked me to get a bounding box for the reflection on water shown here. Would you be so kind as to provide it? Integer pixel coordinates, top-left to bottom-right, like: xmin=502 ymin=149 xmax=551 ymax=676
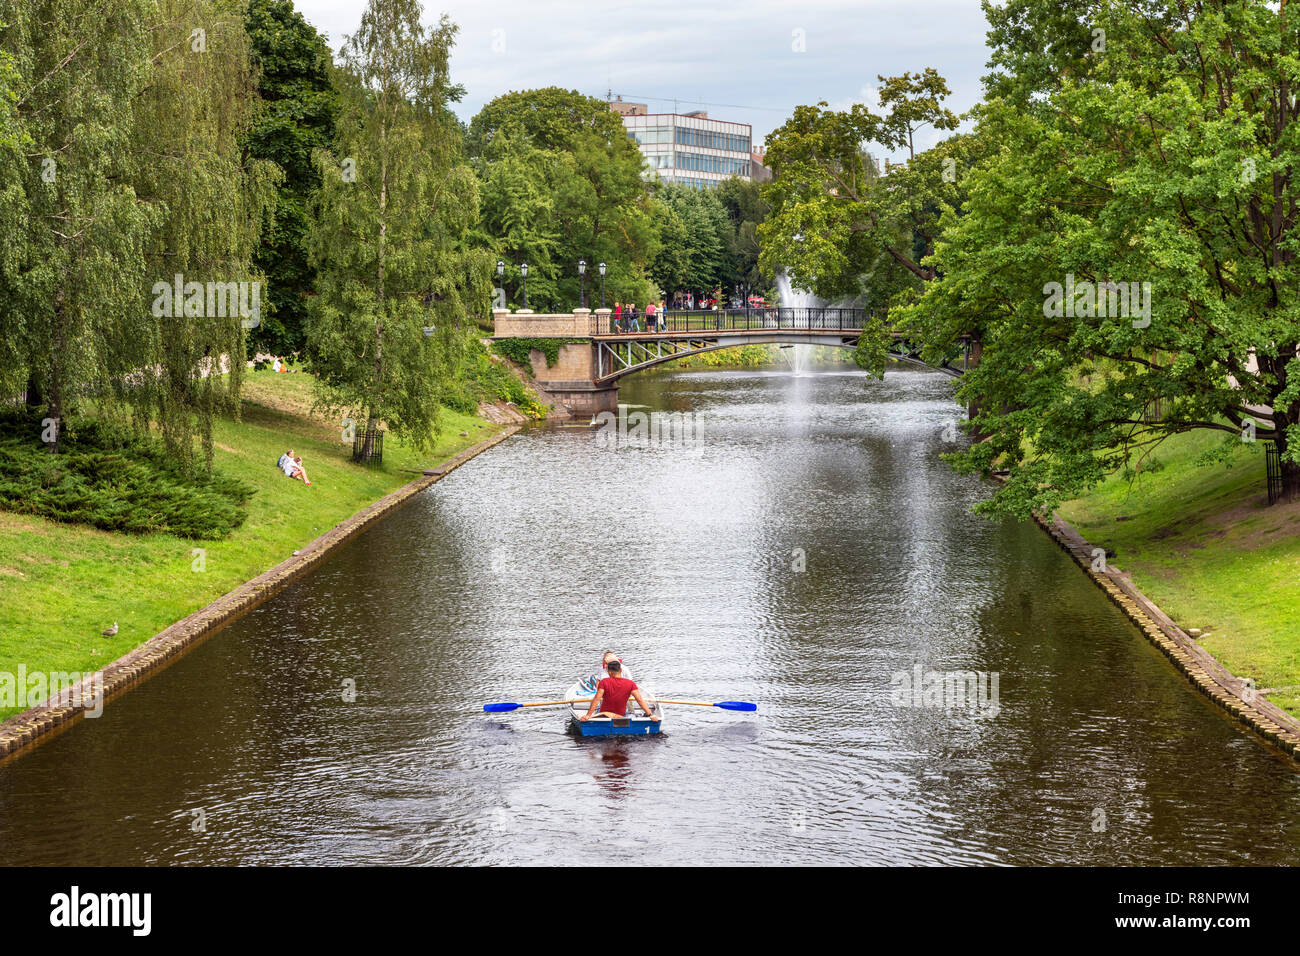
xmin=1 ymin=365 xmax=1298 ymax=865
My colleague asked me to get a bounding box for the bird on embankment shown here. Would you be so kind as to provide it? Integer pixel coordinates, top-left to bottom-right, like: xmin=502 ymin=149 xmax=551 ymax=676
xmin=101 ymin=622 xmax=118 ymax=637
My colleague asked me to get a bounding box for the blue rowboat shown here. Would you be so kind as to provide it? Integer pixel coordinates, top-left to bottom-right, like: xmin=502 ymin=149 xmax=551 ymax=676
xmin=565 ymin=682 xmax=663 ymax=737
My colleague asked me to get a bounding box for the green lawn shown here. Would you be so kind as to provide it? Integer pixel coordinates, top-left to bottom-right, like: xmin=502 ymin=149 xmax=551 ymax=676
xmin=1057 ymin=430 xmax=1300 ymax=717
xmin=0 ymin=371 xmax=499 ymax=720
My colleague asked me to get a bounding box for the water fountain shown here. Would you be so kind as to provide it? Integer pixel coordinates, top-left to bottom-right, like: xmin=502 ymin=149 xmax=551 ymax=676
xmin=776 ymin=270 xmax=868 ymax=375
xmin=776 ymin=271 xmax=818 ymax=376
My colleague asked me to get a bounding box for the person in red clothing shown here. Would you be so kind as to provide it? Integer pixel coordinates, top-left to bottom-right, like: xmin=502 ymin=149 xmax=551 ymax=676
xmin=580 ymin=660 xmax=659 ymax=721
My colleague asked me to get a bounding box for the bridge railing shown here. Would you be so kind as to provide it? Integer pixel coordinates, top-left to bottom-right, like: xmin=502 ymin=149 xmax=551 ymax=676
xmin=591 ymin=307 xmax=871 ymax=336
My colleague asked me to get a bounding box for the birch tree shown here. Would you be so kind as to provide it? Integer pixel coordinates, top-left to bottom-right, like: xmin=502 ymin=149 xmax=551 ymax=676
xmin=307 ymin=0 xmax=489 ymax=459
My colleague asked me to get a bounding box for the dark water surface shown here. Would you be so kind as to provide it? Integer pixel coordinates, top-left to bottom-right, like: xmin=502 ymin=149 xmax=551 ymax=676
xmin=2 ymin=365 xmax=1298 ymax=865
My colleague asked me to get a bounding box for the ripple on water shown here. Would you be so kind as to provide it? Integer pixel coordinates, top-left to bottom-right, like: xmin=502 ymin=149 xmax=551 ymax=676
xmin=0 ymin=367 xmax=1298 ymax=865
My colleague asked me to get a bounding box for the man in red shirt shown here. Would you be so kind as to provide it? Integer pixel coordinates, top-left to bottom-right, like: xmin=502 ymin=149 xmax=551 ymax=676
xmin=580 ymin=660 xmax=660 ymax=721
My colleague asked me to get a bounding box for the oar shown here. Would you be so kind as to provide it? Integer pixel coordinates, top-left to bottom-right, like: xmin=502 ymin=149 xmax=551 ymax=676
xmin=483 ymin=697 xmax=757 ymax=713
xmin=650 ymin=699 xmax=757 ymax=712
xmin=484 ymin=698 xmax=593 ymax=712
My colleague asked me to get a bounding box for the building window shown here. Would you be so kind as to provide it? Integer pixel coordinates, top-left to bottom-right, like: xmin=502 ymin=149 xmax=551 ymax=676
xmin=630 ymin=127 xmax=671 ymax=145
xmin=673 ymin=151 xmax=751 ymax=177
xmin=673 ymin=127 xmax=750 ymax=154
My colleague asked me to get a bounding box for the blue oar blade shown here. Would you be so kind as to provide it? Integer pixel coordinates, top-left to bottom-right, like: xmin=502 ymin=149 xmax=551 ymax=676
xmin=483 ymin=702 xmax=522 ymax=713
xmin=715 ymin=701 xmax=757 ymax=711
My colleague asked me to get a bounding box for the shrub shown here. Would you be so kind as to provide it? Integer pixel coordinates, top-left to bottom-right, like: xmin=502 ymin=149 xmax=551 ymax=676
xmin=0 ymin=408 xmax=254 ymax=539
xmin=455 ymin=340 xmax=547 ymax=419
xmin=491 ymin=337 xmax=583 ymax=369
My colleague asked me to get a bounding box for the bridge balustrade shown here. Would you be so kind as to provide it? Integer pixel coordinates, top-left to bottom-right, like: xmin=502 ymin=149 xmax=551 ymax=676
xmin=592 ymin=307 xmax=871 ymax=336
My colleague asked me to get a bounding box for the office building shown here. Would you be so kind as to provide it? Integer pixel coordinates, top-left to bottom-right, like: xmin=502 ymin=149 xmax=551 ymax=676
xmin=610 ymin=97 xmax=754 ymax=189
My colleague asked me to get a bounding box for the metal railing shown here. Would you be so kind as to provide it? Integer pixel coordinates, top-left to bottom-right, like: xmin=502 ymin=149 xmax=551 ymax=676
xmin=591 ymin=307 xmax=871 ymax=336
xmin=352 ymin=426 xmax=384 ymax=465
xmin=1266 ymin=440 xmax=1283 ymax=505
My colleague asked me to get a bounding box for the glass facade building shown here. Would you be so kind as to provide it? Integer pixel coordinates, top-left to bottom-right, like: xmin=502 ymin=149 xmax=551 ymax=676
xmin=616 ymin=107 xmax=754 ymax=190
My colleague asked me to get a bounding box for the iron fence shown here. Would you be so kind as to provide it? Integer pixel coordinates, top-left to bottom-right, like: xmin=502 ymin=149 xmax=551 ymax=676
xmin=591 ymin=307 xmax=871 ymax=336
xmin=352 ymin=426 xmax=384 ymax=465
xmin=1266 ymin=440 xmax=1283 ymax=505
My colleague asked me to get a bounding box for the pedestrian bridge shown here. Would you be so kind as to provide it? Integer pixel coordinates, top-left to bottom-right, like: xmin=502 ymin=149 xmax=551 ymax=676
xmin=492 ymin=307 xmax=976 ymax=415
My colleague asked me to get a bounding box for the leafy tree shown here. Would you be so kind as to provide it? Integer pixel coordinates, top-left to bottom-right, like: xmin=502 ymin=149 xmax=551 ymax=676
xmin=980 ymin=0 xmax=1110 ymax=107
xmin=307 ymin=0 xmax=490 ymax=459
xmin=716 ymin=176 xmax=773 ymax=297
xmin=877 ymin=68 xmax=960 ymax=160
xmin=131 ymin=0 xmax=279 ymax=473
xmin=0 ymin=0 xmax=157 ymax=451
xmin=646 ymin=199 xmax=692 ymax=301
xmin=650 ymin=182 xmax=728 ymax=298
xmin=0 ymin=29 xmax=28 ymax=399
xmin=903 ymin=0 xmax=1300 ymax=511
xmin=244 ymin=0 xmax=338 ymax=357
xmin=757 ymin=72 xmax=974 ymax=324
xmin=0 ymin=38 xmax=16 ymax=145
xmin=467 ymin=88 xmax=657 ymax=309
xmin=473 ymin=131 xmax=562 ymax=308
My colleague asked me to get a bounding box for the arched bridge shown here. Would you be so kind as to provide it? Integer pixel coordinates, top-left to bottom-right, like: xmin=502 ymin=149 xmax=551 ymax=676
xmin=492 ymin=306 xmax=977 ymax=416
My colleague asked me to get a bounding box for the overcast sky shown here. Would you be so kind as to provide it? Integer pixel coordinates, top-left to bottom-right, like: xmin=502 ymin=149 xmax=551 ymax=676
xmin=294 ymin=0 xmax=994 ymax=157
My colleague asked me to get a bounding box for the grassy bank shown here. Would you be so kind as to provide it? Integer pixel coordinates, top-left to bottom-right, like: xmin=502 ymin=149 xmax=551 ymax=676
xmin=0 ymin=371 xmax=499 ymax=721
xmin=1057 ymin=430 xmax=1300 ymax=717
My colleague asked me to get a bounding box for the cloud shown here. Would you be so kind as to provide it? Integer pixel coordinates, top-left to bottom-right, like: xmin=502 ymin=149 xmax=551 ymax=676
xmin=295 ymin=0 xmax=991 ymax=152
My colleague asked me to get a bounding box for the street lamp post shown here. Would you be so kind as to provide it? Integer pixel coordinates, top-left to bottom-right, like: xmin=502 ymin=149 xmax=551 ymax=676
xmin=520 ymin=262 xmax=529 ymax=310
xmin=578 ymin=259 xmax=587 ymax=309
xmin=598 ymin=261 xmax=606 ymax=309
xmin=496 ymin=260 xmax=505 ymax=308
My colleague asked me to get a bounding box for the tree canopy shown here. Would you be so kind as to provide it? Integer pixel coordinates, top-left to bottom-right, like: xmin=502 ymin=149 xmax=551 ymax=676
xmin=758 ymin=75 xmax=973 ymax=311
xmin=132 ymin=0 xmax=279 ymax=472
xmin=0 ymin=0 xmax=276 ymax=468
xmin=0 ymin=0 xmax=157 ymax=452
xmin=903 ymin=0 xmax=1300 ymax=512
xmin=468 ymin=87 xmax=657 ymax=309
xmin=649 ymin=183 xmax=727 ymax=296
xmin=758 ymin=0 xmax=1300 ymax=510
xmin=716 ymin=177 xmax=773 ymax=297
xmin=244 ymin=0 xmax=338 ymax=357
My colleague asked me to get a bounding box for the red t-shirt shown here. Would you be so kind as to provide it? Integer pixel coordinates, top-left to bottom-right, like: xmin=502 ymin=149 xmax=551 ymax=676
xmin=597 ymin=676 xmax=638 ymax=716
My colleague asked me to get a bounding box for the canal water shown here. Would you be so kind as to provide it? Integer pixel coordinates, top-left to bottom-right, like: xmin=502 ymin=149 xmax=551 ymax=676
xmin=2 ymin=365 xmax=1299 ymax=865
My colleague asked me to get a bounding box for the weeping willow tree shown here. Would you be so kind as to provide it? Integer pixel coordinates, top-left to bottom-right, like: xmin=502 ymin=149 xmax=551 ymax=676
xmin=0 ymin=32 xmax=25 ymax=402
xmin=130 ymin=0 xmax=278 ymax=473
xmin=307 ymin=0 xmax=491 ymax=460
xmin=0 ymin=0 xmax=157 ymax=452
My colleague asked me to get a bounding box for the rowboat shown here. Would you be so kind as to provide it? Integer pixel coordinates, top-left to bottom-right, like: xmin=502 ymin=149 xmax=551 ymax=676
xmin=564 ymin=681 xmax=663 ymax=737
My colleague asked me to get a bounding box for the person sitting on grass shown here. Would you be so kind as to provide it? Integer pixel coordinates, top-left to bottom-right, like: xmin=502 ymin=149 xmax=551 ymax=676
xmin=277 ymin=449 xmax=311 ymax=486
xmin=580 ymin=659 xmax=658 ymax=722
